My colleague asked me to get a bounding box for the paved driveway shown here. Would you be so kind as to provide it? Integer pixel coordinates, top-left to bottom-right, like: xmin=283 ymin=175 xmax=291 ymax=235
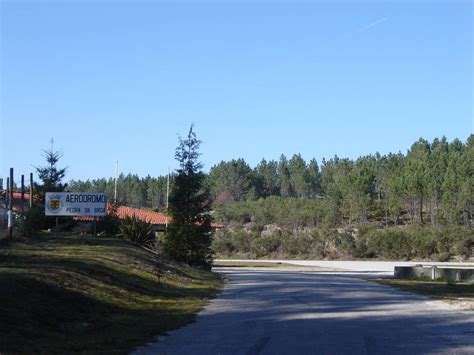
xmin=133 ymin=270 xmax=474 ymax=354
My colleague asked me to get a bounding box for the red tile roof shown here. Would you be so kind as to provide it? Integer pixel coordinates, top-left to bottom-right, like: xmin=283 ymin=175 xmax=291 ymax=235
xmin=115 ymin=206 xmax=169 ymax=224
xmin=73 ymin=205 xmax=168 ymax=224
xmin=2 ymin=191 xmax=41 ymax=205
xmin=74 ymin=205 xmax=223 ymax=229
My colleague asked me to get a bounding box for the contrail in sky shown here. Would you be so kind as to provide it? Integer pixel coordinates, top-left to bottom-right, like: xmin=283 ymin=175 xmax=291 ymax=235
xmin=358 ymin=17 xmax=388 ymax=32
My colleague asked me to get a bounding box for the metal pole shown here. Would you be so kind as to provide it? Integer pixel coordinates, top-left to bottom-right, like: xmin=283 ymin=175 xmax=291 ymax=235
xmin=0 ymin=178 xmax=2 ymax=212
xmin=8 ymin=168 xmax=13 ymax=239
xmin=114 ymin=160 xmax=118 ymax=204
xmin=55 ymin=217 xmax=59 ymax=238
xmin=21 ymin=175 xmax=25 ymax=213
xmin=29 ymin=173 xmax=33 ymax=209
xmin=166 ymin=166 xmax=170 ymax=230
xmin=5 ymin=177 xmax=9 ymax=209
xmin=166 ymin=166 xmax=170 ymax=210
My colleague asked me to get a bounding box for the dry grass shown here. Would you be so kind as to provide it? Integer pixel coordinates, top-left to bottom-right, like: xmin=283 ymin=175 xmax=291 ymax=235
xmin=372 ymin=278 xmax=474 ymax=310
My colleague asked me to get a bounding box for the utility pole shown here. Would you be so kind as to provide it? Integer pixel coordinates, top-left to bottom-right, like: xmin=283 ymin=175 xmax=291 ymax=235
xmin=8 ymin=168 xmax=13 ymax=239
xmin=21 ymin=175 xmax=25 ymax=213
xmin=5 ymin=177 xmax=9 ymax=209
xmin=29 ymin=173 xmax=33 ymax=209
xmin=166 ymin=166 xmax=170 ymax=210
xmin=166 ymin=166 xmax=170 ymax=230
xmin=114 ymin=160 xmax=119 ymax=204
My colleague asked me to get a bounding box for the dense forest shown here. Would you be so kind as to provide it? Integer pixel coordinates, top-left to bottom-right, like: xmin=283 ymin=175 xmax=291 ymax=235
xmin=68 ymin=135 xmax=473 ymax=260
xmin=69 ymin=135 xmax=473 ymax=229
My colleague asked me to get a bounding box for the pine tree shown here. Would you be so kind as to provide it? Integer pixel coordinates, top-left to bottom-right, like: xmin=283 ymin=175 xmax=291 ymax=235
xmin=404 ymin=139 xmax=430 ymax=224
xmin=208 ymin=159 xmax=252 ymax=202
xmin=288 ymin=154 xmax=311 ymax=199
xmin=255 ymin=158 xmax=279 ymax=198
xmin=278 ymin=154 xmax=293 ymax=198
xmin=35 ymin=140 xmax=68 ymax=196
xmin=307 ymin=158 xmax=321 ymax=198
xmin=164 ymin=125 xmax=213 ymax=268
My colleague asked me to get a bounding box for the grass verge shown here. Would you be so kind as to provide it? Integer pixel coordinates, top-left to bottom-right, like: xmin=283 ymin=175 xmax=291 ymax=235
xmin=371 ymin=279 xmax=474 ymax=310
xmin=0 ymin=234 xmax=223 ymax=353
xmin=213 ymin=260 xmax=342 ymax=272
xmin=214 ymin=261 xmax=300 ymax=268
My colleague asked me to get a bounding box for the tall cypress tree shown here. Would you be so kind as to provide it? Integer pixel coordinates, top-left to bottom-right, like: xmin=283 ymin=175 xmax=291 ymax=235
xmin=164 ymin=125 xmax=212 ymax=268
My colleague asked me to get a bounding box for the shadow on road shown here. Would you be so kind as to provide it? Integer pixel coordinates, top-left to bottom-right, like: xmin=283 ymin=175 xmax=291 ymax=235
xmin=136 ymin=270 xmax=474 ymax=354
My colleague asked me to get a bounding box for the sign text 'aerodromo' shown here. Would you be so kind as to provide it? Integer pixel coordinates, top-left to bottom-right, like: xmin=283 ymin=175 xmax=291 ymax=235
xmin=45 ymin=192 xmax=107 ymax=217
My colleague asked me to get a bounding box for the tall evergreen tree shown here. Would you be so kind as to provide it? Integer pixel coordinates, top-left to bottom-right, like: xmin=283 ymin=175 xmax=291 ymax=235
xmin=278 ymin=154 xmax=293 ymax=198
xmin=208 ymin=159 xmax=253 ymax=203
xmin=288 ymin=154 xmax=311 ymax=199
xmin=35 ymin=140 xmax=68 ymax=196
xmin=254 ymin=158 xmax=279 ymax=198
xmin=164 ymin=125 xmax=212 ymax=268
xmin=307 ymin=158 xmax=321 ymax=198
xmin=404 ymin=139 xmax=430 ymax=224
xmin=427 ymin=137 xmax=449 ymax=225
xmin=320 ymin=157 xmax=343 ymax=226
xmin=380 ymin=153 xmax=405 ymax=225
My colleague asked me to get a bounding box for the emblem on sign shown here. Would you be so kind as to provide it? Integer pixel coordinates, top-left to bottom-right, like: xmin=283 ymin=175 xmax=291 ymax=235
xmin=50 ymin=199 xmax=60 ymax=210
xmin=46 ymin=194 xmax=62 ymax=214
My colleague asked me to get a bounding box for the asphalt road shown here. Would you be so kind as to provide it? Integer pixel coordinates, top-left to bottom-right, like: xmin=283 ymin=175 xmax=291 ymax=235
xmin=133 ymin=270 xmax=474 ymax=355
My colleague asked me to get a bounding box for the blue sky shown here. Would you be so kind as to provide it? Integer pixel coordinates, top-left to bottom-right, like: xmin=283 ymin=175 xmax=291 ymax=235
xmin=1 ymin=0 xmax=472 ymax=183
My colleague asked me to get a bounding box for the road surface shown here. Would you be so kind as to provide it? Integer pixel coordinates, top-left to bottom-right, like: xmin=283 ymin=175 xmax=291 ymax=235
xmin=133 ymin=268 xmax=474 ymax=354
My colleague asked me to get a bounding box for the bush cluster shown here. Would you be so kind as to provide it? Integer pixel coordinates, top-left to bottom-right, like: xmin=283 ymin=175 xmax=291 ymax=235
xmin=16 ymin=206 xmax=47 ymax=238
xmin=213 ymin=224 xmax=474 ymax=261
xmin=215 ymin=196 xmax=326 ymax=229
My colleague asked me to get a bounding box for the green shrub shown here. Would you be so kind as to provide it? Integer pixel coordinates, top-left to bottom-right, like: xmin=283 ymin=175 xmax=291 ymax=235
xmin=212 ymin=229 xmax=237 ymax=256
xmin=354 ymin=236 xmax=372 ymax=258
xmin=282 ymin=230 xmax=316 ymax=257
xmin=435 ymin=252 xmax=451 ymax=262
xmin=118 ymin=215 xmax=155 ymax=248
xmin=213 ymin=223 xmax=474 ymax=261
xmin=212 ymin=228 xmax=254 ymax=257
xmin=164 ymin=221 xmax=213 ymax=268
xmin=16 ymin=206 xmax=46 ymax=238
xmin=250 ymin=233 xmax=282 ymax=258
xmin=280 ymin=228 xmax=327 ymax=259
xmin=452 ymin=237 xmax=474 ymax=259
xmin=366 ymin=228 xmax=413 ymax=259
xmin=96 ymin=215 xmax=120 ymax=237
xmin=338 ymin=231 xmax=356 ymax=257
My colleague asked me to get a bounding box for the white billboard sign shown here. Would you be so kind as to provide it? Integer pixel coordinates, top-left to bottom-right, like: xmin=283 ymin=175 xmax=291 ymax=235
xmin=45 ymin=192 xmax=107 ymax=216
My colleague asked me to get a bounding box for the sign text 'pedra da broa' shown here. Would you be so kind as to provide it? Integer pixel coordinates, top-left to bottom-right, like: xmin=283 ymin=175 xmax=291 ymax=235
xmin=45 ymin=192 xmax=107 ymax=216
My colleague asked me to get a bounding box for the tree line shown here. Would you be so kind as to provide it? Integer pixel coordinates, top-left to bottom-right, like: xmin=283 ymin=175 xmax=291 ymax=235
xmin=69 ymin=135 xmax=473 ymax=228
xmin=69 ymin=174 xmax=169 ymax=210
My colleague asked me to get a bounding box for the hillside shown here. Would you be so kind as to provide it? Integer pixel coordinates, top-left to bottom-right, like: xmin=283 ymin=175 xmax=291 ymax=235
xmin=0 ymin=234 xmax=223 ymax=353
xmin=211 ymin=200 xmax=474 ymax=261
